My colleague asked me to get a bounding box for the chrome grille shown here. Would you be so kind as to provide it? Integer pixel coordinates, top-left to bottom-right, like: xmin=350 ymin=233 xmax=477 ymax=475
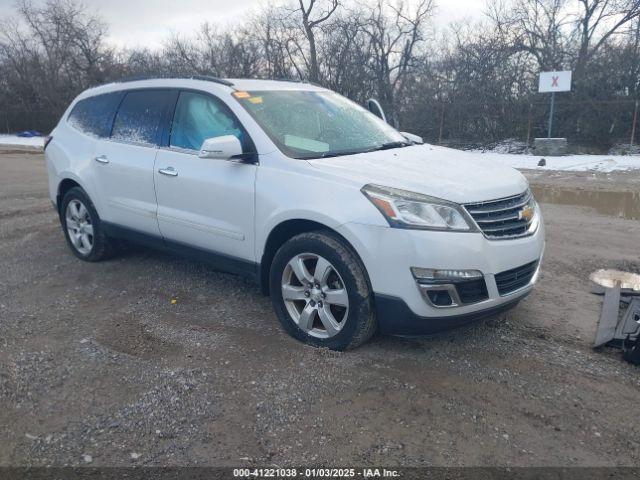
xmin=464 ymin=190 xmax=536 ymax=240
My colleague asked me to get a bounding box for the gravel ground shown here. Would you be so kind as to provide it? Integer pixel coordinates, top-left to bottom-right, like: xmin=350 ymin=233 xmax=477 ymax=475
xmin=1 ymin=150 xmax=639 ymax=467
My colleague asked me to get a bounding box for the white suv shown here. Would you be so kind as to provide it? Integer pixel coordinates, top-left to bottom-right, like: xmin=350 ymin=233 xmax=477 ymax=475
xmin=45 ymin=77 xmax=544 ymax=350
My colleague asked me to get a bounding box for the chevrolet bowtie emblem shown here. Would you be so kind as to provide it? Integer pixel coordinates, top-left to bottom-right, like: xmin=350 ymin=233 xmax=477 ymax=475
xmin=519 ymin=205 xmax=534 ymax=221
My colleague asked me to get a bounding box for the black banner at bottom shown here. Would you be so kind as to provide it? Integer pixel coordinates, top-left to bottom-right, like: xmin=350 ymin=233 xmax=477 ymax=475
xmin=0 ymin=467 xmax=639 ymax=480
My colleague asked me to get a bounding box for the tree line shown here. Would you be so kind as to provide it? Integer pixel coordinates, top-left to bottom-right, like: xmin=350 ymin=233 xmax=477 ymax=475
xmin=1 ymin=0 xmax=639 ymax=151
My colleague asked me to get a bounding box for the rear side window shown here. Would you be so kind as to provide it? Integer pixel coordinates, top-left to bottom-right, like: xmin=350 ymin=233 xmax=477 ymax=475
xmin=111 ymin=90 xmax=171 ymax=145
xmin=67 ymin=92 xmax=123 ymax=137
xmin=170 ymin=91 xmax=245 ymax=151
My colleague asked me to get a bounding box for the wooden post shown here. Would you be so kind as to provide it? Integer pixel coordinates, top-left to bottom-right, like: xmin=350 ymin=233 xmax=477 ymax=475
xmin=631 ymin=100 xmax=639 ymax=147
xmin=438 ymin=104 xmax=445 ymax=144
xmin=526 ymin=103 xmax=533 ymax=145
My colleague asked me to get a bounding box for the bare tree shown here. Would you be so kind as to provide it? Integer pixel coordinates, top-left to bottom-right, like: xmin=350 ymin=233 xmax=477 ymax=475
xmin=572 ymin=0 xmax=640 ymax=75
xmin=320 ymin=13 xmax=374 ymax=100
xmin=359 ymin=0 xmax=435 ymax=126
xmin=1 ymin=0 xmax=639 ymax=149
xmin=488 ymin=0 xmax=640 ymax=73
xmin=293 ymin=0 xmax=340 ymax=83
xmin=0 ymin=0 xmax=111 ymax=128
xmin=487 ymin=0 xmax=570 ymax=70
xmin=249 ymin=8 xmax=295 ymax=79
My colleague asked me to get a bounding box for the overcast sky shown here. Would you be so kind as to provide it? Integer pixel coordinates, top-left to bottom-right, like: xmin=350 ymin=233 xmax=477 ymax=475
xmin=0 ymin=0 xmax=486 ymax=49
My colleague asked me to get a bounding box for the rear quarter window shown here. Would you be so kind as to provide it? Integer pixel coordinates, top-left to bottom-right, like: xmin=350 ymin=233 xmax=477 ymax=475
xmin=111 ymin=90 xmax=172 ymax=145
xmin=67 ymin=92 xmax=123 ymax=137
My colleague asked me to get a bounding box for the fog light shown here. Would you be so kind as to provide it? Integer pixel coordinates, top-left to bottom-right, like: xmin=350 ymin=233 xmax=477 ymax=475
xmin=426 ymin=290 xmax=454 ymax=307
xmin=411 ymin=267 xmax=483 ymax=282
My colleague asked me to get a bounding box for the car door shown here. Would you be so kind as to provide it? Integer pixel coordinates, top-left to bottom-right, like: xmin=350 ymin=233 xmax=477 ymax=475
xmin=92 ymin=89 xmax=176 ymax=235
xmin=154 ymin=90 xmax=257 ymax=261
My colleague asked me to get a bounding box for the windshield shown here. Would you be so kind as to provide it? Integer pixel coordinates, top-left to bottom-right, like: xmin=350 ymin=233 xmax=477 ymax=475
xmin=234 ymin=90 xmax=408 ymax=159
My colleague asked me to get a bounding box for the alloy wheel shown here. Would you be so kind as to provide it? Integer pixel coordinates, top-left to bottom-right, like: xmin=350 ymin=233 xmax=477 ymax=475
xmin=65 ymin=199 xmax=94 ymax=255
xmin=281 ymin=253 xmax=349 ymax=339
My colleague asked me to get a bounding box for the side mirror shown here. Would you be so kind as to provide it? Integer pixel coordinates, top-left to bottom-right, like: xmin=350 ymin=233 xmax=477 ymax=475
xmin=198 ymin=135 xmax=244 ymax=160
xmin=400 ymin=132 xmax=424 ymax=145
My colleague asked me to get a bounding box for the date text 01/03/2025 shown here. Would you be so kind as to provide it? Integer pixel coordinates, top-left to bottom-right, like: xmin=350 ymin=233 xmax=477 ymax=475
xmin=232 ymin=467 xmax=400 ymax=478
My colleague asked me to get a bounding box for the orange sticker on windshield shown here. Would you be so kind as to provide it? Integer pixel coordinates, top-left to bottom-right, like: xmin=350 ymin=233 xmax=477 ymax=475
xmin=248 ymin=96 xmax=263 ymax=104
xmin=233 ymin=91 xmax=251 ymax=99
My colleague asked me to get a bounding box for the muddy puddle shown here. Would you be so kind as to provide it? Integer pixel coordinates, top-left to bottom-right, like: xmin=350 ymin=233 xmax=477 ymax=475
xmin=531 ymin=186 xmax=640 ymax=220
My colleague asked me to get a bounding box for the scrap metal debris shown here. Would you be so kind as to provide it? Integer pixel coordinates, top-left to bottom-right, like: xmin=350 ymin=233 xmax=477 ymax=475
xmin=616 ymin=297 xmax=640 ymax=340
xmin=591 ymin=270 xmax=640 ymax=365
xmin=623 ymin=331 xmax=640 ymax=365
xmin=594 ymin=284 xmax=621 ymax=348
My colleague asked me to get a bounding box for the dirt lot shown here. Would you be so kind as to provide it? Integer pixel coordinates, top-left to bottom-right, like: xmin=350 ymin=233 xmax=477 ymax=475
xmin=1 ymin=150 xmax=639 ymax=467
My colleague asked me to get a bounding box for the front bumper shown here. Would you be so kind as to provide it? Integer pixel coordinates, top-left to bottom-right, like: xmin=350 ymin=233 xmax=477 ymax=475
xmin=374 ymin=291 xmax=529 ymax=335
xmin=336 ymin=219 xmax=545 ymax=334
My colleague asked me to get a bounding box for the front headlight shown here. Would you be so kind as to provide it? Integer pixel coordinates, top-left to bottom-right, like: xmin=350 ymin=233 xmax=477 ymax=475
xmin=361 ymin=184 xmax=477 ymax=232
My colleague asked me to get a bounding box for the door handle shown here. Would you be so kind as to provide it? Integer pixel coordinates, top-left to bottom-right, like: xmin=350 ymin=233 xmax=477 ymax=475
xmin=94 ymin=155 xmax=109 ymax=164
xmin=158 ymin=167 xmax=178 ymax=177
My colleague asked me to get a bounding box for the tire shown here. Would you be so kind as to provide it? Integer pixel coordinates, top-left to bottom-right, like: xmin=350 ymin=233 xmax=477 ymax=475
xmin=269 ymin=230 xmax=377 ymax=350
xmin=60 ymin=186 xmax=116 ymax=262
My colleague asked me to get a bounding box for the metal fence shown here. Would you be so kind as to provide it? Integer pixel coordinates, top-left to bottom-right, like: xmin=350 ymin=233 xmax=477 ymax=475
xmin=403 ymin=99 xmax=640 ymax=153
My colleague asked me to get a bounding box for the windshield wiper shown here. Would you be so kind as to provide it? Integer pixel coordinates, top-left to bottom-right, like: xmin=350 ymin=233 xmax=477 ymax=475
xmin=367 ymin=141 xmax=412 ymax=152
xmin=305 ymin=149 xmax=368 ymax=159
xmin=302 ymin=141 xmax=411 ymax=160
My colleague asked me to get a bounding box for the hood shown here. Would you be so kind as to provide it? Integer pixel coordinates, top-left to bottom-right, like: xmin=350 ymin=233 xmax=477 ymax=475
xmin=306 ymin=144 xmax=529 ymax=204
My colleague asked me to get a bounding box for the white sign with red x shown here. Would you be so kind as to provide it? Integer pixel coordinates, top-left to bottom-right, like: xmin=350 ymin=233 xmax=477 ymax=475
xmin=539 ymin=71 xmax=572 ymax=93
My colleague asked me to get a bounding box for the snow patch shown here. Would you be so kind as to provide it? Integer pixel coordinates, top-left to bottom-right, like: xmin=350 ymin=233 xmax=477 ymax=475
xmin=0 ymin=135 xmax=44 ymax=148
xmin=472 ymin=150 xmax=640 ymax=172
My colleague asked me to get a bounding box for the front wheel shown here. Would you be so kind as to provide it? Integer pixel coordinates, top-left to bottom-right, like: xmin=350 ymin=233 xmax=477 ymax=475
xmin=269 ymin=231 xmax=376 ymax=350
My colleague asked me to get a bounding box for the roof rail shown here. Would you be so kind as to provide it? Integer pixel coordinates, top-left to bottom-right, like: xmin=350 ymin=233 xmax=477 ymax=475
xmin=233 ymin=76 xmax=322 ymax=88
xmin=272 ymin=77 xmax=322 ymax=87
xmin=113 ymin=75 xmax=234 ymax=87
xmin=271 ymin=77 xmax=302 ymax=83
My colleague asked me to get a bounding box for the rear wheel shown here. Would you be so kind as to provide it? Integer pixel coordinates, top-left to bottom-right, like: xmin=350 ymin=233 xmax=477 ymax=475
xmin=60 ymin=187 xmax=116 ymax=262
xmin=270 ymin=231 xmax=376 ymax=350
